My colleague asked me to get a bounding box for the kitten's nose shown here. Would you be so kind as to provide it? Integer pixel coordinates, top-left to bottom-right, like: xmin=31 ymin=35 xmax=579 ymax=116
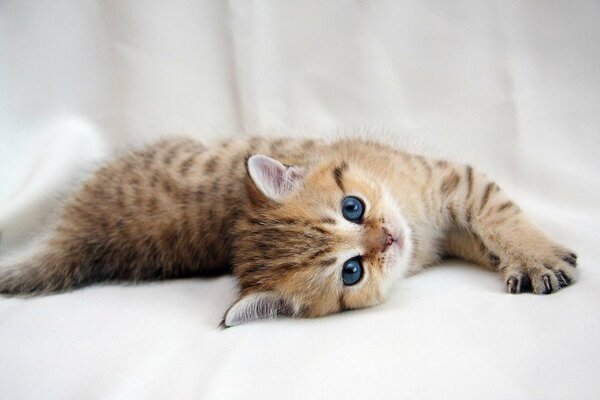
xmin=381 ymin=227 xmax=394 ymax=252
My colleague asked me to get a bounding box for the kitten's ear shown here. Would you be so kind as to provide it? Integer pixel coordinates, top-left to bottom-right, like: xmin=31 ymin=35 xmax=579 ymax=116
xmin=246 ymin=155 xmax=305 ymax=203
xmin=221 ymin=291 xmax=298 ymax=328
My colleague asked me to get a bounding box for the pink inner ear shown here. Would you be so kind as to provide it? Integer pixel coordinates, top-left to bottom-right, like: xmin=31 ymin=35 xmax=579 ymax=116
xmin=264 ymin=162 xmax=286 ymax=192
xmin=247 ymin=155 xmax=304 ymax=201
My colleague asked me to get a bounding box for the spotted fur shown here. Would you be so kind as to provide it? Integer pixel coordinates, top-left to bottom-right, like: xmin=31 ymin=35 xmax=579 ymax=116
xmin=0 ymin=136 xmax=577 ymax=326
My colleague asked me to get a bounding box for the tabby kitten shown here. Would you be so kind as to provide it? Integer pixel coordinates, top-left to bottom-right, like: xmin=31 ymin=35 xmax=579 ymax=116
xmin=0 ymin=136 xmax=577 ymax=327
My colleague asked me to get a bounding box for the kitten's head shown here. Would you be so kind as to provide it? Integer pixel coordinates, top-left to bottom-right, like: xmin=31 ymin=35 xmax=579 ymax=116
xmin=223 ymin=153 xmax=412 ymax=327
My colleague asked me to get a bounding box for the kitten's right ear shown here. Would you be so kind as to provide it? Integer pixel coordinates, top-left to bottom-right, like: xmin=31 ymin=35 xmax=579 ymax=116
xmin=246 ymin=155 xmax=305 ymax=204
xmin=220 ymin=291 xmax=299 ymax=328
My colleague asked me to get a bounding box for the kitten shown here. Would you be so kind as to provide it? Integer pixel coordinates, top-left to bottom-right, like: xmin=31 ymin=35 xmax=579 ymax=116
xmin=0 ymin=136 xmax=578 ymax=327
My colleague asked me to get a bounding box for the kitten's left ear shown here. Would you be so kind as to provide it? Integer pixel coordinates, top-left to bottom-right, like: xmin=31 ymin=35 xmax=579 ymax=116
xmin=246 ymin=155 xmax=306 ymax=203
xmin=221 ymin=291 xmax=299 ymax=328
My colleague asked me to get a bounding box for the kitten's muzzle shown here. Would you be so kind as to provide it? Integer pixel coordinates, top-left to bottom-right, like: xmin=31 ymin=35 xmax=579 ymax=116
xmin=381 ymin=227 xmax=395 ymax=252
xmin=366 ymin=226 xmax=402 ymax=254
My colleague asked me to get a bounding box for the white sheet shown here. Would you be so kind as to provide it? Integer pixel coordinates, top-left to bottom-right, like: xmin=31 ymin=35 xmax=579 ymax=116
xmin=1 ymin=1 xmax=599 ymax=399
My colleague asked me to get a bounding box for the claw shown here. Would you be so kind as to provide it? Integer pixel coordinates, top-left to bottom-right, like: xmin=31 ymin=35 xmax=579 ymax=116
xmin=555 ymin=271 xmax=571 ymax=287
xmin=541 ymin=275 xmax=552 ymax=294
xmin=507 ymin=277 xmax=519 ymax=294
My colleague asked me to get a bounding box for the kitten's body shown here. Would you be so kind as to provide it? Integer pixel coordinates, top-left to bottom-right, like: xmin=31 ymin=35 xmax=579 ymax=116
xmin=0 ymin=136 xmax=577 ymax=326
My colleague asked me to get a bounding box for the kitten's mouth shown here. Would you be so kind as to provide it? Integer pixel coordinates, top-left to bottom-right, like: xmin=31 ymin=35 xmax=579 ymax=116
xmin=380 ymin=225 xmax=404 ymax=274
xmin=382 ymin=227 xmax=404 ymax=252
xmin=383 ymin=214 xmax=405 ymax=246
xmin=381 ymin=220 xmax=407 ymax=274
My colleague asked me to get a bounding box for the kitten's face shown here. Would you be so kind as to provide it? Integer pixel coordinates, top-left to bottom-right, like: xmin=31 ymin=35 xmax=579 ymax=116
xmin=224 ymin=155 xmax=412 ymax=327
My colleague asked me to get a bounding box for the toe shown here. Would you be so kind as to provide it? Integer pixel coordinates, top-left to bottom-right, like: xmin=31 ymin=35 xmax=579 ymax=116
xmin=519 ymin=273 xmax=532 ymax=292
xmin=562 ymin=254 xmax=577 ymax=267
xmin=506 ymin=273 xmax=533 ymax=294
xmin=555 ymin=270 xmax=571 ymax=288
xmin=531 ymin=271 xmax=557 ymax=294
xmin=507 ymin=276 xmax=519 ymax=294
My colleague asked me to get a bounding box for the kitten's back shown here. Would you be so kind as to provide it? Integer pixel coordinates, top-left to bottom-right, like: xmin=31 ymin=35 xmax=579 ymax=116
xmin=0 ymin=135 xmax=324 ymax=294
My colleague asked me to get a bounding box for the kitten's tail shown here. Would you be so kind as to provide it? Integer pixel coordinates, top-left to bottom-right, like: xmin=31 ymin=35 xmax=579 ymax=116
xmin=0 ymin=244 xmax=77 ymax=296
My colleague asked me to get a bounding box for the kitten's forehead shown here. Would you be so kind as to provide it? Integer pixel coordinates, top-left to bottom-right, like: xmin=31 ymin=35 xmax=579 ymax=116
xmin=240 ymin=159 xmax=381 ymax=265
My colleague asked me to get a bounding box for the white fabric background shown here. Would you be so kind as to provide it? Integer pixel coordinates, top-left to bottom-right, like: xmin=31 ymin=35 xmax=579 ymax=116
xmin=1 ymin=1 xmax=599 ymax=399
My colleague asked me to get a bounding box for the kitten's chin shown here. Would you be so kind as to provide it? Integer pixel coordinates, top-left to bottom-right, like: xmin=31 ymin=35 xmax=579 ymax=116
xmin=384 ymin=238 xmax=410 ymax=279
xmin=380 ymin=236 xmax=412 ymax=299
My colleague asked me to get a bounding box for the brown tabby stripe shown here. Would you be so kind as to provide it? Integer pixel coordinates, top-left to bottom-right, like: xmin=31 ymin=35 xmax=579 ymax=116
xmin=161 ymin=177 xmax=174 ymax=194
xmin=321 ymin=257 xmax=337 ymax=267
xmin=310 ymin=248 xmax=329 ymax=259
xmin=273 ymin=262 xmax=296 ymax=271
xmin=440 ymin=171 xmax=461 ymax=195
xmin=415 ymin=156 xmax=432 ymax=177
xmin=480 ymin=182 xmax=497 ymax=211
xmin=311 ymin=226 xmax=330 ymax=235
xmin=302 ymin=139 xmax=316 ymax=150
xmin=321 ymin=217 xmax=336 ymax=225
xmin=204 ymin=156 xmax=219 ymax=174
xmin=147 ymin=197 xmax=158 ymax=213
xmin=447 ymin=204 xmax=457 ymax=223
xmin=163 ymin=141 xmax=188 ymax=165
xmin=248 ymin=218 xmax=266 ymax=226
xmin=179 ymin=154 xmax=197 ymax=176
xmin=143 ymin=148 xmax=157 ymax=168
xmin=497 ymin=201 xmax=514 ymax=213
xmin=163 ymin=149 xmax=177 ymax=165
xmin=229 ymin=153 xmax=243 ymax=175
xmin=269 ymin=139 xmax=285 ymax=153
xmin=247 ymin=137 xmax=262 ymax=153
xmin=477 ymin=236 xmax=487 ymax=254
xmin=194 ymin=188 xmax=204 ymax=201
xmin=465 ymin=165 xmax=473 ymax=198
xmin=333 ymin=162 xmax=348 ymax=192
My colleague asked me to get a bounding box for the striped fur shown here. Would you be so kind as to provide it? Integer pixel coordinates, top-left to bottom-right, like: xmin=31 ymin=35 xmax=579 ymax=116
xmin=0 ymin=136 xmax=577 ymax=325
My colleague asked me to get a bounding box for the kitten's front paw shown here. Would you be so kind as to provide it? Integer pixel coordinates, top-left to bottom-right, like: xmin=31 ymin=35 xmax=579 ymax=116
xmin=502 ymin=248 xmax=577 ymax=294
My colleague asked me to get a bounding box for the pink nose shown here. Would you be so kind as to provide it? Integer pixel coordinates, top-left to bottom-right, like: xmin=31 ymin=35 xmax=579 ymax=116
xmin=381 ymin=227 xmax=394 ymax=252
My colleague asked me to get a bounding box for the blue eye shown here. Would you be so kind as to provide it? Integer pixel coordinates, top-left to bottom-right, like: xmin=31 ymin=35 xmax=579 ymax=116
xmin=342 ymin=258 xmax=363 ymax=286
xmin=342 ymin=196 xmax=364 ymax=222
